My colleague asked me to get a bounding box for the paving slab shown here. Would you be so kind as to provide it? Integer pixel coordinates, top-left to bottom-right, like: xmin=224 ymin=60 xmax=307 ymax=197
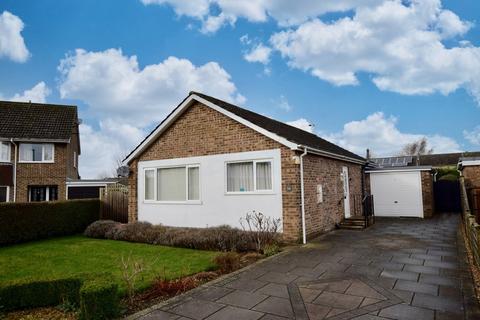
xmin=132 ymin=213 xmax=478 ymax=320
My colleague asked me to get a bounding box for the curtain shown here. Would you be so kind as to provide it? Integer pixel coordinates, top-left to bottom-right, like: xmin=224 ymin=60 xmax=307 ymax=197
xmin=157 ymin=167 xmax=186 ymax=201
xmin=144 ymin=170 xmax=155 ymax=200
xmin=188 ymin=167 xmax=200 ymax=200
xmin=227 ymin=162 xmax=254 ymax=192
xmin=0 ymin=142 xmax=9 ymax=161
xmin=256 ymin=162 xmax=272 ymax=190
xmin=43 ymin=144 xmax=54 ymax=161
xmin=20 ymin=144 xmax=33 ymax=161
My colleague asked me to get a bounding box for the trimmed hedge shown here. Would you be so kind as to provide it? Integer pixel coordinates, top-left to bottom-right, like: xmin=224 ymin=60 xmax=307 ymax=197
xmin=80 ymin=277 xmax=119 ymax=320
xmin=0 ymin=275 xmax=119 ymax=320
xmin=0 ymin=199 xmax=100 ymax=245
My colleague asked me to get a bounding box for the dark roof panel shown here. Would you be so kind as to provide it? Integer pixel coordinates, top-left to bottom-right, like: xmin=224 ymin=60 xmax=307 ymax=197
xmin=418 ymin=152 xmax=480 ymax=166
xmin=0 ymin=101 xmax=78 ymax=141
xmin=193 ymin=92 xmax=364 ymax=161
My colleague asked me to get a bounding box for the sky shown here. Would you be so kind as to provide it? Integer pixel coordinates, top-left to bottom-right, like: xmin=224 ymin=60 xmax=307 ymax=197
xmin=1 ymin=0 xmax=479 ymax=178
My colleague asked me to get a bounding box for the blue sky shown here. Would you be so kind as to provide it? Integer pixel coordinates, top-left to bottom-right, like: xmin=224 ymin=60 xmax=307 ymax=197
xmin=1 ymin=0 xmax=479 ymax=177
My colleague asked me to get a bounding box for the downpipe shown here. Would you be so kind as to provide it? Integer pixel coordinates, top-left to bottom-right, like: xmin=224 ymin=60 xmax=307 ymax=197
xmin=300 ymin=147 xmax=308 ymax=244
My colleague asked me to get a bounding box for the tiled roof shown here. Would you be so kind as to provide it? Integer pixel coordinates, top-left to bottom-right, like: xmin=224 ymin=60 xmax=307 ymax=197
xmin=418 ymin=152 xmax=480 ymax=166
xmin=0 ymin=101 xmax=78 ymax=141
xmin=193 ymin=92 xmax=365 ymax=161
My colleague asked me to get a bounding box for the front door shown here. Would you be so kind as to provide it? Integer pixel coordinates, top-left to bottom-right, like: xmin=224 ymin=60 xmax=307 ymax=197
xmin=342 ymin=167 xmax=351 ymax=218
xmin=0 ymin=186 xmax=8 ymax=202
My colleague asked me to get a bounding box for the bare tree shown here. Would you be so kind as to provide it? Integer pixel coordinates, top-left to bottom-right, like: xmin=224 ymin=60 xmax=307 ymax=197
xmin=399 ymin=138 xmax=433 ymax=156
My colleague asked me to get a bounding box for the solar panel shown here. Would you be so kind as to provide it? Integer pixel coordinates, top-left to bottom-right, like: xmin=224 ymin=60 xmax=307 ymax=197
xmin=371 ymin=156 xmax=413 ymax=168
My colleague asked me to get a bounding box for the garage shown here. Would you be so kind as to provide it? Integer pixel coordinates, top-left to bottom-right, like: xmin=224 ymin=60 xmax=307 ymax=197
xmin=367 ymin=167 xmax=432 ymax=218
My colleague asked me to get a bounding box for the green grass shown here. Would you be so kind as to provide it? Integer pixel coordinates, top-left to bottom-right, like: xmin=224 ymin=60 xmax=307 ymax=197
xmin=0 ymin=235 xmax=218 ymax=293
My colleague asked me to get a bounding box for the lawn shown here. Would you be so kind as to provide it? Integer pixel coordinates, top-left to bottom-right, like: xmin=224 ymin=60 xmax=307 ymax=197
xmin=0 ymin=235 xmax=218 ymax=293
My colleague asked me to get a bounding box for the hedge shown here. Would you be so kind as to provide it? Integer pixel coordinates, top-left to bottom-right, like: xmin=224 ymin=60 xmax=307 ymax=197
xmin=0 ymin=275 xmax=119 ymax=320
xmin=0 ymin=199 xmax=100 ymax=245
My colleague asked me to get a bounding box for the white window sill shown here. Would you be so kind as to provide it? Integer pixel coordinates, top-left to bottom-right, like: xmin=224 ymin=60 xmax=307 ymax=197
xmin=18 ymin=161 xmax=55 ymax=164
xmin=143 ymin=200 xmax=203 ymax=205
xmin=225 ymin=191 xmax=275 ymax=195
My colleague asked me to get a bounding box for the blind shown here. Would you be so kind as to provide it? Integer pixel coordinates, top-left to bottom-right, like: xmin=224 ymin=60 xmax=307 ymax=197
xmin=144 ymin=170 xmax=155 ymax=200
xmin=188 ymin=167 xmax=200 ymax=200
xmin=227 ymin=162 xmax=254 ymax=192
xmin=256 ymin=162 xmax=272 ymax=190
xmin=157 ymin=167 xmax=186 ymax=201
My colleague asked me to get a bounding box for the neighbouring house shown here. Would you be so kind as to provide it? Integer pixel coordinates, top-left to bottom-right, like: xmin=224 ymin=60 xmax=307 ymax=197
xmin=458 ymin=157 xmax=480 ymax=189
xmin=123 ymin=92 xmax=366 ymax=242
xmin=0 ymin=101 xmax=80 ymax=202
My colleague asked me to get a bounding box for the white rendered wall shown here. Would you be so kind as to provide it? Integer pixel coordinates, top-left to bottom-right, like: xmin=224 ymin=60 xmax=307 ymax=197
xmin=137 ymin=149 xmax=283 ymax=230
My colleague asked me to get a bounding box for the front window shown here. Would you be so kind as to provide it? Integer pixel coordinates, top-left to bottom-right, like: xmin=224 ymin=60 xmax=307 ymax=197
xmin=0 ymin=142 xmax=10 ymax=162
xmin=226 ymin=160 xmax=273 ymax=193
xmin=144 ymin=165 xmax=200 ymax=202
xmin=29 ymin=186 xmax=58 ymax=202
xmin=0 ymin=186 xmax=8 ymax=202
xmin=19 ymin=144 xmax=54 ymax=163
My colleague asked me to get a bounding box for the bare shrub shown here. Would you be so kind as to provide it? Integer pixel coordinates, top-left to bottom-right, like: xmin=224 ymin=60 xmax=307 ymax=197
xmin=240 ymin=211 xmax=281 ymax=253
xmin=120 ymin=253 xmax=146 ymax=304
xmin=213 ymin=252 xmax=241 ymax=273
xmin=83 ymin=220 xmax=119 ymax=238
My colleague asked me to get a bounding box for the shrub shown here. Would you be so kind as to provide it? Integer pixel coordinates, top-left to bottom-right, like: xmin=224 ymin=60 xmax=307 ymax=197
xmin=263 ymin=243 xmax=281 ymax=257
xmin=0 ymin=277 xmax=82 ymax=311
xmin=79 ymin=277 xmax=119 ymax=320
xmin=214 ymin=252 xmax=241 ymax=273
xmin=240 ymin=211 xmax=281 ymax=253
xmin=0 ymin=275 xmax=119 ymax=320
xmin=84 ymin=220 xmax=120 ymax=239
xmin=0 ymin=199 xmax=100 ymax=246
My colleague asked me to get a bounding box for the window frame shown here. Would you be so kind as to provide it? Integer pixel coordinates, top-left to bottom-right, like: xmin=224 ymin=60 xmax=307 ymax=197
xmin=143 ymin=164 xmax=201 ymax=204
xmin=18 ymin=143 xmax=55 ymax=163
xmin=0 ymin=142 xmax=11 ymax=163
xmin=0 ymin=186 xmax=9 ymax=202
xmin=73 ymin=151 xmax=77 ymax=168
xmin=225 ymin=159 xmax=274 ymax=195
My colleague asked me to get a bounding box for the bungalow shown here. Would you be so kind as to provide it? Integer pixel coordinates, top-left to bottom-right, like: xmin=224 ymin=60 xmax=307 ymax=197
xmin=123 ymin=92 xmax=366 ymax=242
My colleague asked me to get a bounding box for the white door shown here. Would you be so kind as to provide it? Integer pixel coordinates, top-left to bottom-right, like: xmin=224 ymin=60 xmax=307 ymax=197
xmin=342 ymin=166 xmax=351 ymax=218
xmin=370 ymin=171 xmax=423 ymax=218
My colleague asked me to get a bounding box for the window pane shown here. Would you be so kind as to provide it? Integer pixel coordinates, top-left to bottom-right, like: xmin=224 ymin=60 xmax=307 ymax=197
xmin=188 ymin=167 xmax=199 ymax=200
xmin=145 ymin=170 xmax=155 ymax=200
xmin=49 ymin=186 xmax=58 ymax=201
xmin=32 ymin=144 xmax=43 ymax=161
xmin=29 ymin=186 xmax=46 ymax=202
xmin=157 ymin=167 xmax=186 ymax=201
xmin=20 ymin=144 xmax=33 ymax=161
xmin=44 ymin=144 xmax=53 ymax=161
xmin=227 ymin=162 xmax=254 ymax=192
xmin=256 ymin=162 xmax=272 ymax=190
xmin=0 ymin=142 xmax=9 ymax=161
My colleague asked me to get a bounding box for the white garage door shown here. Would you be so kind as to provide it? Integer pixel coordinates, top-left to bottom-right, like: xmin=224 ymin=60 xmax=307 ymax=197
xmin=370 ymin=171 xmax=424 ymax=218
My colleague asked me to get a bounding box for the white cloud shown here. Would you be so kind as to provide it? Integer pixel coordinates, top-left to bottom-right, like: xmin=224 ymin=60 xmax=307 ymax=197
xmin=58 ymin=48 xmax=244 ymax=177
xmin=0 ymin=11 xmax=30 ymax=62
xmin=78 ymin=121 xmax=146 ymax=179
xmin=9 ymin=82 xmax=51 ymax=103
xmin=140 ymin=0 xmax=383 ymax=33
xmin=286 ymin=118 xmax=314 ymax=133
xmin=278 ymin=95 xmax=292 ymax=111
xmin=58 ymin=48 xmax=245 ymax=126
xmin=270 ymin=0 xmax=480 ymax=104
xmin=464 ymin=126 xmax=480 ymax=146
xmin=324 ymin=112 xmax=461 ymax=156
xmin=244 ymin=43 xmax=272 ymax=65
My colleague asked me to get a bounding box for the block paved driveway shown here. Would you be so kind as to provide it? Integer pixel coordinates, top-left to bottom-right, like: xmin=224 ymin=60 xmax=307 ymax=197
xmin=131 ymin=213 xmax=479 ymax=320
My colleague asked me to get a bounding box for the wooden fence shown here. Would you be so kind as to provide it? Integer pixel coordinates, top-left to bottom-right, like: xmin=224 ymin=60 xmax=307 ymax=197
xmin=99 ymin=183 xmax=128 ymax=223
xmin=460 ymin=177 xmax=480 ymax=266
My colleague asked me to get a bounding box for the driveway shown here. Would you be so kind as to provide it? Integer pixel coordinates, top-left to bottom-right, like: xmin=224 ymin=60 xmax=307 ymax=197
xmin=130 ymin=213 xmax=479 ymax=320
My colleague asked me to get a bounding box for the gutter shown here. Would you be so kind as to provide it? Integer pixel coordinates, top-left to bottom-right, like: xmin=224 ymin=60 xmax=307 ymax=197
xmin=299 ymin=147 xmax=308 ymax=244
xmin=10 ymin=139 xmax=17 ymax=202
xmin=297 ymin=145 xmax=365 ymax=165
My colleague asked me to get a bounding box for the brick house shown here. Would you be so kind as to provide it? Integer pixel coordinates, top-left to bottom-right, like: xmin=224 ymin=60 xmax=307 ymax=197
xmin=124 ymin=92 xmax=366 ymax=242
xmin=458 ymin=157 xmax=480 ymax=189
xmin=0 ymin=101 xmax=80 ymax=203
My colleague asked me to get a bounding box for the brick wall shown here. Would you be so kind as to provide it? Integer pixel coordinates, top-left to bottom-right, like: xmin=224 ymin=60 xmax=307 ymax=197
xmin=127 ymin=102 xmax=302 ymax=240
xmin=463 ymin=166 xmax=480 ymax=189
xmin=15 ymin=144 xmax=69 ymax=202
xmin=303 ymin=154 xmax=363 ymax=238
xmin=421 ymin=171 xmax=434 ymax=218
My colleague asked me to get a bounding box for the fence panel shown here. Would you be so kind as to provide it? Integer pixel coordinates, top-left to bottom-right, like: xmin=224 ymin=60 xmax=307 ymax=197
xmin=99 ymin=183 xmax=128 ymax=223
